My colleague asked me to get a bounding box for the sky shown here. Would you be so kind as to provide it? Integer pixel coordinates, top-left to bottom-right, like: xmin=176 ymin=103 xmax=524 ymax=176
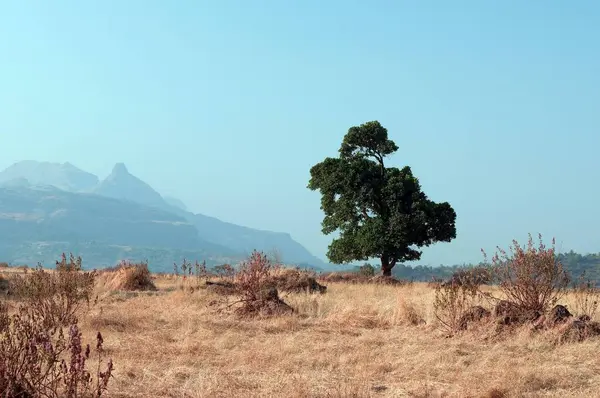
xmin=1 ymin=1 xmax=599 ymax=266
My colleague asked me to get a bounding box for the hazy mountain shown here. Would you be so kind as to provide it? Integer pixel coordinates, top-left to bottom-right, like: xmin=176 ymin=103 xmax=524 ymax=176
xmin=184 ymin=212 xmax=326 ymax=266
xmin=0 ymin=185 xmax=239 ymax=269
xmin=163 ymin=196 xmax=188 ymax=211
xmin=0 ymin=161 xmax=99 ymax=192
xmin=93 ymin=163 xmax=168 ymax=209
xmin=0 ymin=177 xmax=31 ymax=188
xmin=90 ymin=163 xmax=326 ymax=267
xmin=0 ymin=161 xmax=328 ymax=269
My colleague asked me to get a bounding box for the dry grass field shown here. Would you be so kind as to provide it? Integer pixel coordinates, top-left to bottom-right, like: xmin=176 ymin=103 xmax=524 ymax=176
xmin=51 ymin=273 xmax=599 ymax=398
xmin=1 ymin=254 xmax=600 ymax=398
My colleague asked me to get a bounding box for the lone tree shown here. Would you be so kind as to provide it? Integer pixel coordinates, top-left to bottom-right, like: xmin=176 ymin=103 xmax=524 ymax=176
xmin=308 ymin=121 xmax=457 ymax=276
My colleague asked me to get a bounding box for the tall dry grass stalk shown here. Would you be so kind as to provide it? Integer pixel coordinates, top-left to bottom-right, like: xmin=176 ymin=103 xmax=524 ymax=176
xmin=0 ymin=254 xmax=113 ymax=397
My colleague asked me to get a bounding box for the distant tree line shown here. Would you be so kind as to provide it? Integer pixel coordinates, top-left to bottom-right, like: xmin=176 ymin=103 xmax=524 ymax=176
xmin=350 ymin=250 xmax=600 ymax=284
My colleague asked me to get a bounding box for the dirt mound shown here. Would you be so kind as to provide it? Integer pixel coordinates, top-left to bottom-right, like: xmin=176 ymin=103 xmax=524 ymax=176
xmin=97 ymin=263 xmax=156 ymax=291
xmin=547 ymin=304 xmax=572 ymax=326
xmin=494 ymin=300 xmax=541 ymax=325
xmin=319 ymin=273 xmax=408 ymax=285
xmin=319 ymin=272 xmax=370 ymax=284
xmin=459 ymin=306 xmax=491 ymax=330
xmin=557 ymin=318 xmax=600 ymax=343
xmin=205 ymin=280 xmax=237 ymax=296
xmin=269 ymin=269 xmax=327 ymax=294
xmin=236 ymin=287 xmax=294 ymax=317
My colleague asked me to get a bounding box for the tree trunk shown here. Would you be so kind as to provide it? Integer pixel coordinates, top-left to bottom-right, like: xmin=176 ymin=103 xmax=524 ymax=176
xmin=381 ymin=256 xmax=392 ymax=277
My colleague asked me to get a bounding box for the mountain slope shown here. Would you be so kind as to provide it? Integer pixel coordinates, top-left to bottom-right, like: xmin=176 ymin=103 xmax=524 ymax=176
xmin=164 ymin=196 xmax=188 ymax=211
xmin=93 ymin=163 xmax=168 ymax=209
xmin=0 ymin=160 xmax=327 ymax=268
xmin=0 ymin=161 xmax=99 ymax=192
xmin=186 ymin=212 xmax=326 ymax=266
xmin=90 ymin=163 xmax=326 ymax=266
xmin=0 ymin=185 xmax=240 ymax=268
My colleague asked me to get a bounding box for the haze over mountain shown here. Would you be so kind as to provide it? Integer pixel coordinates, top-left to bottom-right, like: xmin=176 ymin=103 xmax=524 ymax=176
xmin=93 ymin=163 xmax=167 ymax=209
xmin=163 ymin=196 xmax=188 ymax=211
xmin=0 ymin=160 xmax=327 ymax=270
xmin=0 ymin=161 xmax=99 ymax=192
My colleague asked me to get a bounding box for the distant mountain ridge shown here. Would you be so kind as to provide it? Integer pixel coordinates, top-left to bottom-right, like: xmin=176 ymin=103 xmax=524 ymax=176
xmin=163 ymin=196 xmax=188 ymax=211
xmin=0 ymin=160 xmax=327 ymax=270
xmin=0 ymin=161 xmax=99 ymax=192
xmin=93 ymin=163 xmax=167 ymax=209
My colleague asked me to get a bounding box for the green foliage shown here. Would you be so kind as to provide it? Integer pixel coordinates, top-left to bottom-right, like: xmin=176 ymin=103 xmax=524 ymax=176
xmin=308 ymin=121 xmax=457 ymax=275
xmin=559 ymin=251 xmax=600 ymax=284
xmin=358 ymin=263 xmax=376 ymax=277
xmin=387 ymin=251 xmax=600 ymax=287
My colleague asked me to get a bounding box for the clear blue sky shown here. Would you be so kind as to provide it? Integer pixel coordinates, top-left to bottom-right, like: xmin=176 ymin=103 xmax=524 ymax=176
xmin=1 ymin=1 xmax=599 ymax=266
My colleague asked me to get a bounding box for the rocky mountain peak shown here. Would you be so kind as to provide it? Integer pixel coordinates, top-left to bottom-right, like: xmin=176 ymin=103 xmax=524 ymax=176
xmin=110 ymin=162 xmax=129 ymax=176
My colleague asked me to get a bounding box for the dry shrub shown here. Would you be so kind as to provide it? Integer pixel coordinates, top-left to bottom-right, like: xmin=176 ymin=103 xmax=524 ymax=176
xmin=327 ymin=305 xmax=391 ymax=329
xmin=0 ymin=301 xmax=113 ymax=397
xmin=552 ymin=316 xmax=600 ymax=344
xmin=213 ymin=263 xmax=235 ymax=281
xmin=173 ymin=259 xmax=209 ymax=292
xmin=206 ymin=266 xmax=327 ymax=299
xmin=0 ymin=275 xmax=9 ymax=296
xmin=98 ymin=260 xmax=156 ymax=292
xmin=235 ymin=251 xmax=279 ymax=302
xmin=494 ymin=300 xmax=542 ymax=326
xmin=572 ymin=272 xmax=599 ymax=320
xmin=444 ymin=266 xmax=491 ymax=287
xmin=9 ymin=253 xmax=96 ymax=329
xmin=205 ymin=280 xmax=237 ymax=296
xmin=319 ymin=272 xmax=371 ymax=284
xmin=268 ymin=268 xmax=327 ymax=294
xmin=0 ymin=262 xmax=8 ymax=268
xmin=484 ymin=234 xmax=570 ymax=314
xmin=427 ymin=277 xmax=443 ymax=289
xmin=433 ymin=270 xmax=484 ymax=334
xmin=397 ymin=299 xmax=426 ymax=326
xmin=358 ymin=263 xmax=376 ymax=277
xmin=232 ymin=250 xmax=293 ymax=317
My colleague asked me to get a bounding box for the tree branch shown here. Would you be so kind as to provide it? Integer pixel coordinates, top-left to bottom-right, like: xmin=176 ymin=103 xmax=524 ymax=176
xmin=361 ymin=207 xmax=370 ymax=220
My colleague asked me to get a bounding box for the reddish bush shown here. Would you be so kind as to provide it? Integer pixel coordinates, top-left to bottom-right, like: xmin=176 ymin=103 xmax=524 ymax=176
xmin=233 ymin=250 xmax=292 ymax=316
xmin=0 ymin=302 xmax=113 ymax=397
xmin=483 ymin=234 xmax=570 ymax=313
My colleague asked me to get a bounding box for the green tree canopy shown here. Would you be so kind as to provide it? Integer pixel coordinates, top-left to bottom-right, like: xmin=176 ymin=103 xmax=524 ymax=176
xmin=308 ymin=121 xmax=457 ymax=276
